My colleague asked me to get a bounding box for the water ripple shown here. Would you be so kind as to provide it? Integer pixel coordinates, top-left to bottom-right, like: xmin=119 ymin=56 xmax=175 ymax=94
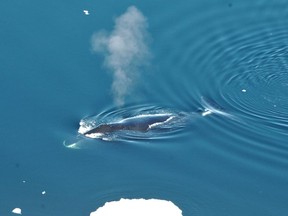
xmin=146 ymin=1 xmax=288 ymax=158
xmin=218 ymin=31 xmax=288 ymax=136
xmin=168 ymin=1 xmax=288 ymax=142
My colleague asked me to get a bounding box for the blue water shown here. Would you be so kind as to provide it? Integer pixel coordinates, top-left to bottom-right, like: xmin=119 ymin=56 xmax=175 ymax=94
xmin=1 ymin=0 xmax=288 ymax=215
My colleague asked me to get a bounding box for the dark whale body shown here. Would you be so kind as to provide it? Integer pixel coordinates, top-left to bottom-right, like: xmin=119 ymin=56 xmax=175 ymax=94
xmin=79 ymin=98 xmax=228 ymax=140
xmin=84 ymin=114 xmax=173 ymax=136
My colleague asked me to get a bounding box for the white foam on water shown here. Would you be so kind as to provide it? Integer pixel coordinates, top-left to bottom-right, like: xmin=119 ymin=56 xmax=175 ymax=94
xmin=201 ymin=108 xmax=213 ymax=116
xmin=200 ymin=97 xmax=242 ymax=123
xmin=201 ymin=97 xmax=231 ymax=118
xmin=63 ymin=141 xmax=81 ymax=149
xmin=78 ymin=120 xmax=95 ymax=134
xmin=102 ymin=137 xmax=113 ymax=141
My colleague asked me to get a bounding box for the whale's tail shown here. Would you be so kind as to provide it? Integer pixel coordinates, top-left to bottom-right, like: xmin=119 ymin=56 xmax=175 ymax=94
xmin=200 ymin=97 xmax=230 ymax=117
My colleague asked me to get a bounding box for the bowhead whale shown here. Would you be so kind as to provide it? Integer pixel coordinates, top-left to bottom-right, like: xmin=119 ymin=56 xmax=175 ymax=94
xmin=78 ymin=98 xmax=230 ymax=140
xmin=83 ymin=113 xmax=175 ymax=137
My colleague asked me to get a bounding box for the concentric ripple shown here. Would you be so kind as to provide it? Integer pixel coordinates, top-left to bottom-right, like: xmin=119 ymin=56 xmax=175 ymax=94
xmin=145 ymin=1 xmax=288 ymax=151
xmin=217 ymin=27 xmax=288 ymax=136
xmin=221 ymin=62 xmax=288 ymax=133
xmin=161 ymin=1 xmax=288 ymax=140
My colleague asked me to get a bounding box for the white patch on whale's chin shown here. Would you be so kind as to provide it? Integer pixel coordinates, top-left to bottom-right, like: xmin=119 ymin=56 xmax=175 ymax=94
xmin=85 ymin=133 xmax=113 ymax=141
xmin=85 ymin=133 xmax=104 ymax=139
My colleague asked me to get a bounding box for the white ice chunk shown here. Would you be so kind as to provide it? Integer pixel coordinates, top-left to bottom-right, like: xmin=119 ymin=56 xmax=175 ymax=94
xmin=90 ymin=198 xmax=182 ymax=216
xmin=241 ymin=89 xmax=247 ymax=92
xmin=42 ymin=191 xmax=46 ymax=195
xmin=12 ymin=208 xmax=22 ymax=214
xmin=83 ymin=10 xmax=89 ymax=15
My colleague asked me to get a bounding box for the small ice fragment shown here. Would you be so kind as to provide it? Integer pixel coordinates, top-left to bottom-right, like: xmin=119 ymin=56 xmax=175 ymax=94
xmin=22 ymin=180 xmax=26 ymax=183
xmin=42 ymin=191 xmax=46 ymax=195
xmin=12 ymin=208 xmax=22 ymax=214
xmin=241 ymin=89 xmax=247 ymax=92
xmin=83 ymin=10 xmax=89 ymax=15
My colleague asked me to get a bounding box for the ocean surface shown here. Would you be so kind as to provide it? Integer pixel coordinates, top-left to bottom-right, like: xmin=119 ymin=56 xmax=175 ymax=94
xmin=1 ymin=0 xmax=288 ymax=215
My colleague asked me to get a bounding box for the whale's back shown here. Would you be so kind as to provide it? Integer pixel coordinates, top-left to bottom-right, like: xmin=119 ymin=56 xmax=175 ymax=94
xmin=84 ymin=113 xmax=173 ymax=135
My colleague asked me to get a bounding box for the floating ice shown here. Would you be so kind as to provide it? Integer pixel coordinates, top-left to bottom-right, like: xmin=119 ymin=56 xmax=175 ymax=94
xmin=90 ymin=198 xmax=182 ymax=216
xmin=12 ymin=208 xmax=22 ymax=214
xmin=42 ymin=191 xmax=46 ymax=195
xmin=83 ymin=10 xmax=89 ymax=15
xmin=242 ymin=89 xmax=247 ymax=92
